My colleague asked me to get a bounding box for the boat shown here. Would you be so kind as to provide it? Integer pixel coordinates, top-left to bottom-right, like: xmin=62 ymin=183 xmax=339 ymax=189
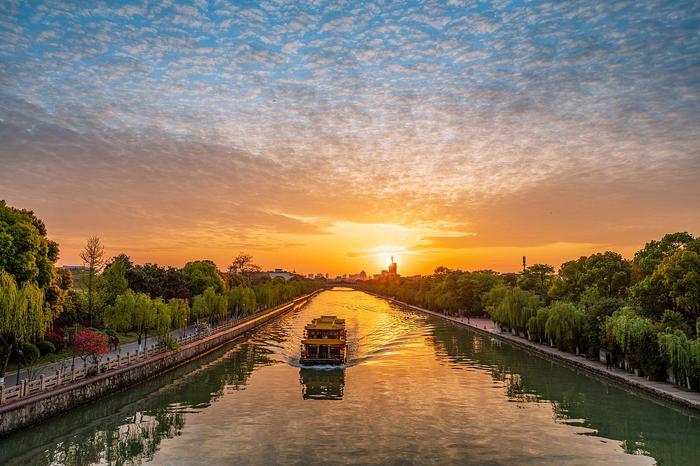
xmin=300 ymin=315 xmax=347 ymax=365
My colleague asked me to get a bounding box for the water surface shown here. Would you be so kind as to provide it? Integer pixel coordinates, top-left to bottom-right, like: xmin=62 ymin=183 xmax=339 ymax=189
xmin=2 ymin=289 xmax=699 ymax=465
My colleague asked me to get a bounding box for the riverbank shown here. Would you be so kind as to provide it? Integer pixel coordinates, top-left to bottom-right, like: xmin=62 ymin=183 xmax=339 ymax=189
xmin=0 ymin=291 xmax=319 ymax=436
xmin=372 ymin=293 xmax=700 ymax=412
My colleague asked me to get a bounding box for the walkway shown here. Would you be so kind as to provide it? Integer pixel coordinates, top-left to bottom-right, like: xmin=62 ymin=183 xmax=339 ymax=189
xmin=386 ymin=296 xmax=700 ymax=412
xmin=2 ymin=323 xmax=200 ymax=387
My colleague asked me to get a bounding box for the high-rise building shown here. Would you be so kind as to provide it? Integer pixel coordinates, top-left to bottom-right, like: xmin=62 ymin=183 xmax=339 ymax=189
xmin=388 ymin=256 xmax=398 ymax=275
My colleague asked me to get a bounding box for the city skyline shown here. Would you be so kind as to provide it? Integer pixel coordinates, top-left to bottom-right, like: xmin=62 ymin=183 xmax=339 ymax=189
xmin=2 ymin=0 xmax=699 ymax=276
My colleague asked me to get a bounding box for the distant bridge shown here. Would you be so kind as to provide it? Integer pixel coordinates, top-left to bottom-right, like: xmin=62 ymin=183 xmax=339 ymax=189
xmin=324 ymin=282 xmax=362 ymax=289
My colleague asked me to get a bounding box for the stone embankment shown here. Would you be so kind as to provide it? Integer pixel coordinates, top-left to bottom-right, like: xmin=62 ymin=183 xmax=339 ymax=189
xmin=373 ymin=293 xmax=700 ymax=412
xmin=0 ymin=291 xmax=320 ymax=436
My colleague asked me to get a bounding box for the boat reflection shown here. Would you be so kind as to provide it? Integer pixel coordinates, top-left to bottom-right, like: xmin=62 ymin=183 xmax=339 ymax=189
xmin=299 ymin=368 xmax=345 ymax=400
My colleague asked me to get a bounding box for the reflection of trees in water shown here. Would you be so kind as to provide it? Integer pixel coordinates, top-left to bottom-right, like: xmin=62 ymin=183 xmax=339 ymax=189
xmin=299 ymin=368 xmax=345 ymax=400
xmin=0 ymin=340 xmax=273 ymax=466
xmin=429 ymin=319 xmax=700 ymax=465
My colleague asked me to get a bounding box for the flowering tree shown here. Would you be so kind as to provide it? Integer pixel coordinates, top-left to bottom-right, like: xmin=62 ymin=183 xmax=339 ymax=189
xmin=71 ymin=330 xmax=109 ymax=367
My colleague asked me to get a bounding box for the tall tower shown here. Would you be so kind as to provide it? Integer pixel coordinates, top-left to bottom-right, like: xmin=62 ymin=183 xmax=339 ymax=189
xmin=522 ymin=256 xmax=526 ymax=273
xmin=388 ymin=256 xmax=398 ymax=275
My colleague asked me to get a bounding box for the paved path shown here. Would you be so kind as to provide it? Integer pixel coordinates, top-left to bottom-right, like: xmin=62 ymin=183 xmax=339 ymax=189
xmin=384 ymin=296 xmax=700 ymax=412
xmin=1 ymin=324 xmax=202 ymax=387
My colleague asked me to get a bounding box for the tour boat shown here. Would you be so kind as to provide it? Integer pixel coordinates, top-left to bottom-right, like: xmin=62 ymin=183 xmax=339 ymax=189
xmin=300 ymin=315 xmax=347 ymax=365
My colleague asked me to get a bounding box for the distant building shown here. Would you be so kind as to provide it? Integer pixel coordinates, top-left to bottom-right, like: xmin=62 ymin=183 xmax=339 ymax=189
xmin=374 ymin=257 xmax=399 ymax=280
xmin=267 ymin=268 xmax=295 ymax=281
xmin=347 ymin=270 xmax=367 ymax=282
xmin=61 ymin=265 xmax=87 ymax=271
xmin=388 ymin=256 xmax=397 ymax=275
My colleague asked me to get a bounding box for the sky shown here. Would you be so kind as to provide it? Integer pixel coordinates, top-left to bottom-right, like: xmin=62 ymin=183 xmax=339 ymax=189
xmin=1 ymin=0 xmax=699 ymax=276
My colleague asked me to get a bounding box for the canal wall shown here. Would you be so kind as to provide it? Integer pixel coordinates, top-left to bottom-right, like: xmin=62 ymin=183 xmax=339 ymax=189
xmin=0 ymin=291 xmax=320 ymax=436
xmin=369 ymin=292 xmax=700 ymax=413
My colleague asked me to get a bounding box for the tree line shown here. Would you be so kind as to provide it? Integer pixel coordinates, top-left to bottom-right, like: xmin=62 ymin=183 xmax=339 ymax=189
xmin=0 ymin=200 xmax=323 ymax=381
xmin=359 ymin=232 xmax=700 ymax=390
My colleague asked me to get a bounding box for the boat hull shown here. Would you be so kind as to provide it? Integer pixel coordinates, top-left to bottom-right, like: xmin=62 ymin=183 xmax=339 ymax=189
xmin=299 ymin=358 xmax=346 ymax=366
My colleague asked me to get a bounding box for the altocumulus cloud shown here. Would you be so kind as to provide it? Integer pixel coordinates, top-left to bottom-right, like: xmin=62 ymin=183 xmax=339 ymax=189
xmin=0 ymin=0 xmax=699 ymax=265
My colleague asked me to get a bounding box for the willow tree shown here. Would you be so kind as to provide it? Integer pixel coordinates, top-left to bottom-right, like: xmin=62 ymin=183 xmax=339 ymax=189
xmin=0 ymin=271 xmax=51 ymax=381
xmin=104 ymin=290 xmax=155 ymax=349
xmin=192 ymin=287 xmax=227 ymax=324
xmin=602 ymin=308 xmax=659 ymax=374
xmin=227 ymin=286 xmax=256 ymax=319
xmin=168 ymin=298 xmax=190 ymax=337
xmin=544 ymin=301 xmax=584 ymax=353
xmin=528 ymin=307 xmax=550 ymax=344
xmin=658 ymin=330 xmax=692 ymax=388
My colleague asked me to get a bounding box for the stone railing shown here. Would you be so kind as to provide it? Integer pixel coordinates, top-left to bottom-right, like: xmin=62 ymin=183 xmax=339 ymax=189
xmin=0 ymin=292 xmax=316 ymax=407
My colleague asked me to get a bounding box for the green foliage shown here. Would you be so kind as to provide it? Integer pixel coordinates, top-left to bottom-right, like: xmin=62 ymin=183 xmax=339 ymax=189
xmin=12 ymin=342 xmax=40 ymax=364
xmin=168 ymin=298 xmax=190 ymax=333
xmin=192 ymin=287 xmax=228 ymax=322
xmin=0 ymin=270 xmax=52 ymax=346
xmin=36 ymin=340 xmax=56 ymax=355
xmin=101 ymin=255 xmax=129 ymax=305
xmin=528 ymin=308 xmax=550 ymax=343
xmin=602 ymin=308 xmax=665 ymax=377
xmin=658 ymin=330 xmax=692 ymax=385
xmin=487 ymin=286 xmax=541 ymax=332
xmin=125 ymin=260 xmax=192 ymax=300
xmin=517 ymin=264 xmax=555 ymax=300
xmin=544 ymin=301 xmax=584 ymax=352
xmin=551 ymin=252 xmax=631 ymax=301
xmin=104 ymin=290 xmax=156 ymax=344
xmin=633 ymin=232 xmax=695 ymax=279
xmin=0 ymin=200 xmax=59 ymax=287
xmin=182 ymin=261 xmax=226 ymax=296
xmin=153 ymin=298 xmax=172 ymax=336
xmin=160 ymin=334 xmax=179 ymax=352
xmin=227 ymin=286 xmax=256 ymax=317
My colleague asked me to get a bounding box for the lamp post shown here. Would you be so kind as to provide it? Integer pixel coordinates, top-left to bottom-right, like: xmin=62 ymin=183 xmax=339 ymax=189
xmin=15 ymin=349 xmax=23 ymax=386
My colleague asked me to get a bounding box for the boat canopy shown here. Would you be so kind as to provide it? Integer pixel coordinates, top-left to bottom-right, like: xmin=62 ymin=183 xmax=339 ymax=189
xmin=304 ymin=315 xmax=345 ymax=331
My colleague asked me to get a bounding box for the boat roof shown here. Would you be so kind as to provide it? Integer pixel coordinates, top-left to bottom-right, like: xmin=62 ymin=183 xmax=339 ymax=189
xmin=302 ymin=338 xmax=345 ymax=345
xmin=305 ymin=315 xmax=345 ymax=331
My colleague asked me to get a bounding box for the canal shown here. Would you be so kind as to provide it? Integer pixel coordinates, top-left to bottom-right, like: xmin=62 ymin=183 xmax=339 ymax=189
xmin=1 ymin=289 xmax=699 ymax=465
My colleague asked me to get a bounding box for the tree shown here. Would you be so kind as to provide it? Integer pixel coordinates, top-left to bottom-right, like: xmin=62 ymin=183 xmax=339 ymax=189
xmin=633 ymin=232 xmax=695 ymax=279
xmin=0 ymin=200 xmax=60 ymax=288
xmin=101 ymin=254 xmax=129 ymax=306
xmin=0 ymin=270 xmax=52 ymax=381
xmin=528 ymin=307 xmax=550 ymax=344
xmin=191 ymin=287 xmax=228 ymax=324
xmin=602 ymin=308 xmax=664 ymax=378
xmin=544 ymin=301 xmax=584 ymax=352
xmin=79 ymin=236 xmax=105 ymax=326
xmin=168 ymin=298 xmax=190 ymax=337
xmin=71 ymin=329 xmax=109 ymax=368
xmin=227 ymin=253 xmax=261 ymax=287
xmin=658 ymin=330 xmax=692 ymax=388
xmin=631 ymin=249 xmax=700 ymax=321
xmin=182 ymin=261 xmax=225 ymax=296
xmin=227 ymin=286 xmax=256 ymax=318
xmin=518 ymin=264 xmax=555 ymax=300
xmin=104 ymin=290 xmax=155 ymax=348
xmin=455 ymin=270 xmax=500 ymax=316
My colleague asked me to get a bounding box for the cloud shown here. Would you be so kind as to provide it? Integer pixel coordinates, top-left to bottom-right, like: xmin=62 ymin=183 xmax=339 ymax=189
xmin=0 ymin=0 xmax=699 ymax=271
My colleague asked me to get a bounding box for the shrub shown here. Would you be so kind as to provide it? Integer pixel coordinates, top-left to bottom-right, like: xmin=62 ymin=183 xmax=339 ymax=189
xmin=44 ymin=331 xmax=67 ymax=351
xmin=11 ymin=343 xmax=41 ymax=364
xmin=36 ymin=340 xmax=56 ymax=355
xmin=160 ymin=334 xmax=179 ymax=352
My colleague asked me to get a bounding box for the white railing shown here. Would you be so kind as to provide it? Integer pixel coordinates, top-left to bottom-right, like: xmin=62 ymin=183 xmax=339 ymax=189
xmin=0 ymin=292 xmax=316 ymax=407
